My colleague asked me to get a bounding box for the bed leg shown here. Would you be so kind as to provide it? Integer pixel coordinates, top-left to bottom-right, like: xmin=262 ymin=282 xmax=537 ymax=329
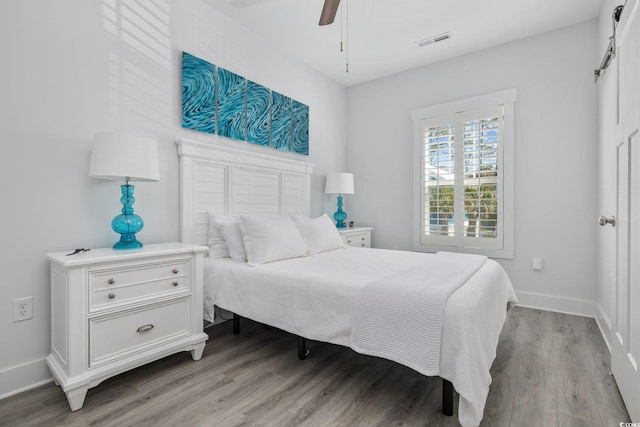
xmin=442 ymin=379 xmax=454 ymax=416
xmin=297 ymin=336 xmax=309 ymax=360
xmin=233 ymin=313 xmax=240 ymax=334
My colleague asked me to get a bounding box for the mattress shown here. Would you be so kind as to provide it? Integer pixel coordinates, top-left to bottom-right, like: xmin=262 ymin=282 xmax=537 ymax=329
xmin=203 ymin=247 xmax=517 ymax=426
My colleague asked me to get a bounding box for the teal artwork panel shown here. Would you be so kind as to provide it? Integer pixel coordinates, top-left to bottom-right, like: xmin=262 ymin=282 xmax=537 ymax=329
xmin=271 ymin=91 xmax=292 ymax=152
xmin=217 ymin=67 xmax=246 ymax=141
xmin=180 ymin=52 xmax=309 ymax=156
xmin=181 ymin=52 xmax=216 ymax=134
xmin=292 ymin=101 xmax=309 ymax=155
xmin=246 ymin=80 xmax=270 ymax=147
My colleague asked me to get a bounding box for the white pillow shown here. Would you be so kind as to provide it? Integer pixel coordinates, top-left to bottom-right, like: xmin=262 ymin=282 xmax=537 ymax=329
xmin=207 ymin=212 xmax=236 ymax=258
xmin=291 ymin=214 xmax=345 ymax=254
xmin=239 ymin=215 xmax=308 ymax=266
xmin=218 ymin=221 xmax=247 ymax=262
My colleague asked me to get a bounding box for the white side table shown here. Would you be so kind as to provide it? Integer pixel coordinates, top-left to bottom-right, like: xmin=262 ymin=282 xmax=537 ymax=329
xmin=338 ymin=227 xmax=373 ymax=248
xmin=46 ymin=242 xmax=208 ymax=411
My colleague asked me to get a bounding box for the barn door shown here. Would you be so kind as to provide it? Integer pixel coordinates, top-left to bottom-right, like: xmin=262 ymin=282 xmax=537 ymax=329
xmin=611 ymin=0 xmax=640 ymax=420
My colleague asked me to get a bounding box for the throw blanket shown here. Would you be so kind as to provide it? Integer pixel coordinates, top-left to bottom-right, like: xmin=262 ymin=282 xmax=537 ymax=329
xmin=351 ymin=251 xmax=487 ymax=376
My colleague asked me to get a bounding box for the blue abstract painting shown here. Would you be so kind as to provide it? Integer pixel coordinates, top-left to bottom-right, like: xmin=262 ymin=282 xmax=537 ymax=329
xmin=292 ymin=100 xmax=309 ymax=155
xmin=180 ymin=52 xmax=309 ymax=156
xmin=181 ymin=52 xmax=216 ymax=134
xmin=217 ymin=67 xmax=246 ymax=141
xmin=271 ymin=91 xmax=292 ymax=152
xmin=246 ymin=80 xmax=270 ymax=147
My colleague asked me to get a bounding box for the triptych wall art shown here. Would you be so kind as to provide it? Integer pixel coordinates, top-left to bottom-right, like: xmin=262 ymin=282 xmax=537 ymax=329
xmin=181 ymin=52 xmax=309 ymax=156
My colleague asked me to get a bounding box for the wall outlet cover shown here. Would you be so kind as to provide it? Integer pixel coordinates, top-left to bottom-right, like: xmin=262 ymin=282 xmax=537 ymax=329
xmin=13 ymin=296 xmax=33 ymax=322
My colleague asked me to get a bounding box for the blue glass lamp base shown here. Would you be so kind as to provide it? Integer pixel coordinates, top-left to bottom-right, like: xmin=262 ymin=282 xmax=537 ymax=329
xmin=113 ymin=233 xmax=143 ymax=249
xmin=112 ymin=184 xmax=145 ymax=250
xmin=112 ymin=215 xmax=143 ymax=249
xmin=333 ymin=195 xmax=347 ymax=229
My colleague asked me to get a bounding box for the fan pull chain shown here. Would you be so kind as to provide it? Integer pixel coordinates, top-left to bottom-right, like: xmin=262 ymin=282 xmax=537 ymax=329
xmin=345 ymin=0 xmax=349 ymax=72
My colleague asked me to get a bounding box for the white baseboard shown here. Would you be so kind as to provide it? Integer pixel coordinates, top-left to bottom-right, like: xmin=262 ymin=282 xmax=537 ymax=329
xmin=0 ymin=357 xmax=52 ymax=401
xmin=514 ymin=292 xmax=616 ymax=355
xmin=594 ymin=303 xmax=612 ymax=352
xmin=515 ymin=291 xmax=597 ymax=318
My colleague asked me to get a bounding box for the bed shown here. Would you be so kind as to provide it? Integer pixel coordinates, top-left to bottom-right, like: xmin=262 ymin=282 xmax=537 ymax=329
xmin=177 ymin=139 xmax=518 ymax=427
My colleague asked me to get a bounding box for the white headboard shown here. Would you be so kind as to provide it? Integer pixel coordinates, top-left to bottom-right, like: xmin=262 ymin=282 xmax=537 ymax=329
xmin=177 ymin=139 xmax=315 ymax=246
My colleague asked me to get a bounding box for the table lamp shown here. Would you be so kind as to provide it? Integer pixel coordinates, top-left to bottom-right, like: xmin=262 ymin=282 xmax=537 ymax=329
xmin=324 ymin=172 xmax=354 ymax=229
xmin=89 ymin=132 xmax=160 ymax=249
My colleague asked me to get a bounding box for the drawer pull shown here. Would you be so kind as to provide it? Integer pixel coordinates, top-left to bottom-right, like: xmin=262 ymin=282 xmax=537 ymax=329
xmin=108 ymin=293 xmax=116 ymax=299
xmin=136 ymin=324 xmax=154 ymax=333
xmin=108 ymin=278 xmax=115 ymax=285
xmin=346 ymin=239 xmax=352 ymax=243
xmin=361 ymin=237 xmax=365 ymax=241
xmin=172 ymin=268 xmax=179 ymax=274
xmin=172 ymin=281 xmax=179 ymax=287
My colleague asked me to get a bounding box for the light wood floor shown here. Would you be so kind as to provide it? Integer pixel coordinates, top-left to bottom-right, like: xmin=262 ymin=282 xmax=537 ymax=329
xmin=0 ymin=306 xmax=630 ymax=426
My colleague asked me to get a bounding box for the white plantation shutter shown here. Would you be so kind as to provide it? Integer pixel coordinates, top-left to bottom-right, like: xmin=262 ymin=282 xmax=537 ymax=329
xmin=423 ymin=121 xmax=455 ymax=238
xmin=413 ymin=89 xmax=515 ymax=258
xmin=462 ymin=112 xmax=501 ymax=242
xmin=421 ymin=106 xmax=503 ymax=249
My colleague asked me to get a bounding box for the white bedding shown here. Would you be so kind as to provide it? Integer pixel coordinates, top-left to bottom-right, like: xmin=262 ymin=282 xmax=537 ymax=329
xmin=203 ymin=247 xmax=517 ymax=427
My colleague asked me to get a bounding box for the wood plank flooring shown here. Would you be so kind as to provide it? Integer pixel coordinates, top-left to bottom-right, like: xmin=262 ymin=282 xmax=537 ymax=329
xmin=0 ymin=306 xmax=631 ymax=426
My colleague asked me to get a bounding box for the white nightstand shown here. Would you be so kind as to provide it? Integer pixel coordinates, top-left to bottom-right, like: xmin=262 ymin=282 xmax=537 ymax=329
xmin=46 ymin=242 xmax=209 ymax=411
xmin=338 ymin=227 xmax=373 ymax=248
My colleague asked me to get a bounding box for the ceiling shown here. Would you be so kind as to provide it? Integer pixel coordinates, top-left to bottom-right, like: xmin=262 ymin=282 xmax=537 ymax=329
xmin=207 ymin=0 xmax=605 ymax=87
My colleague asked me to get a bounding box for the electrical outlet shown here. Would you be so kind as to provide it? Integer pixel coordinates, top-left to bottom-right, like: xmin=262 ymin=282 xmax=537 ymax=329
xmin=13 ymin=297 xmax=33 ymax=322
xmin=532 ymin=257 xmax=543 ymax=271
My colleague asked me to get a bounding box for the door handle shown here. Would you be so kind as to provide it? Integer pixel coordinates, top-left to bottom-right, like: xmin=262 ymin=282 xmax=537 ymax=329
xmin=598 ymin=215 xmax=616 ymax=227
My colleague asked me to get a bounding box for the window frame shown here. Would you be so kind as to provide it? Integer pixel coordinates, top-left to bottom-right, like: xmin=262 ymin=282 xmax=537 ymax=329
xmin=411 ymin=89 xmax=517 ymax=259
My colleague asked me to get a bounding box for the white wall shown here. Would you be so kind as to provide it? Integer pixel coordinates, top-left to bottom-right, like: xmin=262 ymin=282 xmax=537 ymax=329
xmin=0 ymin=0 xmax=346 ymax=398
xmin=346 ymin=20 xmax=600 ymax=313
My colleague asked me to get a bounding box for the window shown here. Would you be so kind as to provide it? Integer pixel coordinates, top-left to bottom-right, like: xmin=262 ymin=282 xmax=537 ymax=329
xmin=411 ymin=89 xmax=516 ymax=258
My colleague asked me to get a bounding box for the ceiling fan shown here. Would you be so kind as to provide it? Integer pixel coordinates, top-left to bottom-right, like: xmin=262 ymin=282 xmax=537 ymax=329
xmin=319 ymin=0 xmax=341 ymax=25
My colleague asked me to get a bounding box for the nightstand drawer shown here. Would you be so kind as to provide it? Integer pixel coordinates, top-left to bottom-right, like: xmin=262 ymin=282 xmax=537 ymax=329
xmin=89 ymin=298 xmax=191 ymax=367
xmin=90 ymin=260 xmax=189 ymax=311
xmin=338 ymin=227 xmax=373 ymax=248
xmin=343 ymin=232 xmax=370 ymax=247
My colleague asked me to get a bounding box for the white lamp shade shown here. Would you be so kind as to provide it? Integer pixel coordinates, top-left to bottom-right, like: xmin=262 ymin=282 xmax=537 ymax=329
xmin=89 ymin=132 xmax=160 ymax=182
xmin=325 ymin=172 xmax=354 ymax=195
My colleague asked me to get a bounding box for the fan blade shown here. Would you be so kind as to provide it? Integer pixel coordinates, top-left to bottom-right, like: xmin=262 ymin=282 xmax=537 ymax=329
xmin=319 ymin=0 xmax=340 ymax=26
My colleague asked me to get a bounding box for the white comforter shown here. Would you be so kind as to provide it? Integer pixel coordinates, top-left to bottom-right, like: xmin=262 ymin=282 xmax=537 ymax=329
xmin=203 ymin=247 xmax=517 ymax=427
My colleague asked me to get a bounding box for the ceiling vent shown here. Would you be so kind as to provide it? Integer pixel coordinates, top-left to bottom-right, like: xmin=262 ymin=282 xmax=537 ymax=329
xmin=415 ymin=32 xmax=452 ymax=47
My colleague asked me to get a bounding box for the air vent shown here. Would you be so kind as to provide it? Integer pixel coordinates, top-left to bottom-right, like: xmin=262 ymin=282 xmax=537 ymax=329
xmin=415 ymin=32 xmax=452 ymax=47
